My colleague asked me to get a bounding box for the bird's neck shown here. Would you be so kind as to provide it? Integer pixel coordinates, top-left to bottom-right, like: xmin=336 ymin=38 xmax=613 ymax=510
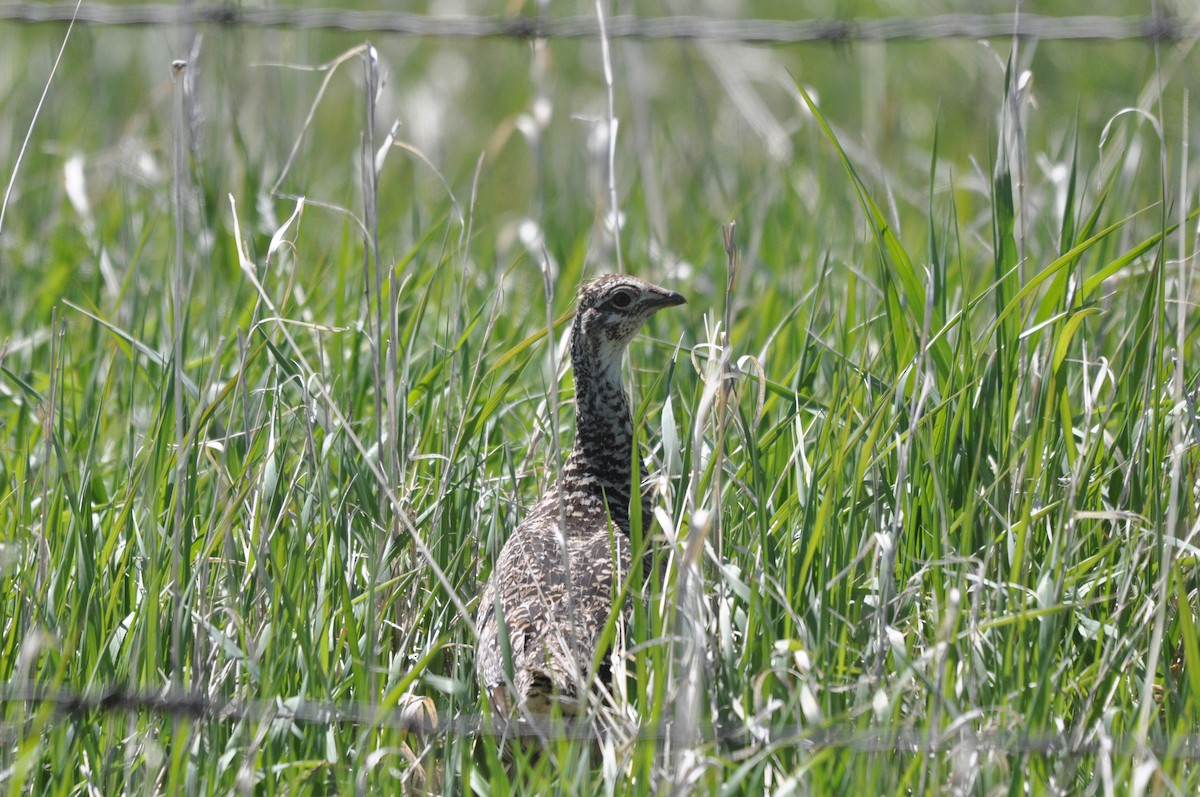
xmin=560 ymin=334 xmax=643 ymax=529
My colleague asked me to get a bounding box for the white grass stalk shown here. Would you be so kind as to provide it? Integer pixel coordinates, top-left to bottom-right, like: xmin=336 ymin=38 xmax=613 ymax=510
xmin=595 ymin=0 xmax=623 ymax=273
xmin=0 ymin=0 xmax=81 ymax=238
xmin=1132 ymin=24 xmax=1176 ymax=781
xmin=170 ymin=58 xmax=190 ymax=682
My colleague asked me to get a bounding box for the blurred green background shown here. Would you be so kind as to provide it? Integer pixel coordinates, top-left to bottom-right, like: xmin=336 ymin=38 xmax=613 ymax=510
xmin=1 ymin=1 xmax=1187 ymax=324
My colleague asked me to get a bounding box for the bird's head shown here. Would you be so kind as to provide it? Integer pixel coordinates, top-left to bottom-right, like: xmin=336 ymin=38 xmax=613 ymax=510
xmin=572 ymin=275 xmax=686 ymax=379
xmin=574 ymin=275 xmax=686 ymax=349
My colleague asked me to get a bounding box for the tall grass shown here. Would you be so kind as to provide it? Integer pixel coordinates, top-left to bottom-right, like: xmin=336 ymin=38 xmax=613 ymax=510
xmin=1 ymin=10 xmax=1198 ymax=795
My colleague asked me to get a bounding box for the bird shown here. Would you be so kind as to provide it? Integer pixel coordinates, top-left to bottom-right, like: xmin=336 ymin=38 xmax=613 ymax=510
xmin=476 ymin=274 xmax=686 ymax=716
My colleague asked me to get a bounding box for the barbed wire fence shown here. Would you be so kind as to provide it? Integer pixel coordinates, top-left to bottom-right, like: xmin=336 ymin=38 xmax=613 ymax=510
xmin=4 ymin=681 xmax=1200 ymax=760
xmin=0 ymin=5 xmax=1197 ymax=43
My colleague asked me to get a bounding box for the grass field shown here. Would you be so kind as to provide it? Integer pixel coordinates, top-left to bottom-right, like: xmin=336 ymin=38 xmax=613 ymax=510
xmin=1 ymin=3 xmax=1199 ymax=794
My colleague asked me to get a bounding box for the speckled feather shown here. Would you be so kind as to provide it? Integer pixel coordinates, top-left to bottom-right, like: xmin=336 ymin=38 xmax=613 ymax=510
xmin=476 ymin=275 xmax=685 ymax=713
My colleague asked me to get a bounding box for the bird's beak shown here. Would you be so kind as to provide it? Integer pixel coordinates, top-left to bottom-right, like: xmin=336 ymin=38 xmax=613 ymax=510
xmin=653 ymin=290 xmax=687 ymax=308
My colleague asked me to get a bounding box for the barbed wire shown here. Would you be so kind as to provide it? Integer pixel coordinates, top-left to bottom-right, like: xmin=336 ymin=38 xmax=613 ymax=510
xmin=0 ymin=5 xmax=1196 ymax=43
xmin=3 ymin=681 xmax=1200 ymax=760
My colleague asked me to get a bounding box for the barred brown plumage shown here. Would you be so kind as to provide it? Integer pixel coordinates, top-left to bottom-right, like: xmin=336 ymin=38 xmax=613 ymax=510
xmin=475 ymin=275 xmax=685 ymax=715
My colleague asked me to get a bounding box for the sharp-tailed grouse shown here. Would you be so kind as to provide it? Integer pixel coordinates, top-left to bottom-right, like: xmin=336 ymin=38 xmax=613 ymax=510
xmin=476 ymin=275 xmax=685 ymax=714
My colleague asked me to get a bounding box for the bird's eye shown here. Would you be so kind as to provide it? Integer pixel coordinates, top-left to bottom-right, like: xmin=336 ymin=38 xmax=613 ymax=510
xmin=609 ymin=290 xmax=634 ymax=309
